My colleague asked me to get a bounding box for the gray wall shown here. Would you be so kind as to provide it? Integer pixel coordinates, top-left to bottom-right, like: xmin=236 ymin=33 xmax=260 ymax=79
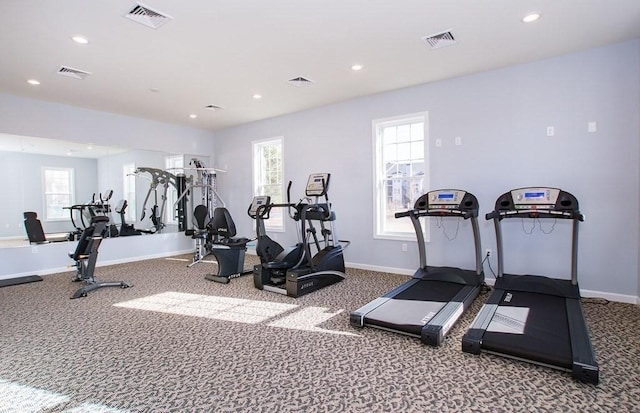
xmin=0 ymin=152 xmax=98 ymax=236
xmin=213 ymin=39 xmax=640 ymax=300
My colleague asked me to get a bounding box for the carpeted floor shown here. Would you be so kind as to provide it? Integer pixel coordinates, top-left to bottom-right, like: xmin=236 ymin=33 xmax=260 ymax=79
xmin=0 ymin=254 xmax=638 ymax=412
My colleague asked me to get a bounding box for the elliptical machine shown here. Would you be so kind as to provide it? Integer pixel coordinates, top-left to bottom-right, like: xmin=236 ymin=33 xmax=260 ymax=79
xmin=248 ymin=186 xmax=307 ymax=285
xmin=250 ymin=173 xmax=349 ymax=297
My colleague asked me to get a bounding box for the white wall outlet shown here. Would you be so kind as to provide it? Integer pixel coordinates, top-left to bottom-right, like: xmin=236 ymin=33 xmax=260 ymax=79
xmin=435 ymin=139 xmax=442 ymax=147
xmin=485 ymin=249 xmax=492 ymax=258
xmin=455 ymin=136 xmax=462 ymax=146
xmin=402 ymin=243 xmax=408 ymax=252
xmin=588 ymin=121 xmax=597 ymax=132
xmin=546 ymin=126 xmax=555 ymax=137
xmin=31 ymin=246 xmax=38 ymax=254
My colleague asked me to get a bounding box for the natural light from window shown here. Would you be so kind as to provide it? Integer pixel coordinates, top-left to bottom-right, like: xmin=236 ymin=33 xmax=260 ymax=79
xmin=114 ymin=292 xmax=357 ymax=337
xmin=373 ymin=112 xmax=428 ymax=240
xmin=42 ymin=167 xmax=75 ymax=221
xmin=253 ymin=137 xmax=284 ymax=231
xmin=0 ymin=378 xmax=129 ymax=413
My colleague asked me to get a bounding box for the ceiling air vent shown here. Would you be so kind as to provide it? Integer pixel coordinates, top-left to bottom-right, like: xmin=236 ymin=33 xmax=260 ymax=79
xmin=124 ymin=3 xmax=173 ymax=29
xmin=204 ymin=105 xmax=223 ymax=111
xmin=422 ymin=30 xmax=456 ymax=49
xmin=57 ymin=66 xmax=92 ymax=80
xmin=287 ymin=76 xmax=314 ymax=87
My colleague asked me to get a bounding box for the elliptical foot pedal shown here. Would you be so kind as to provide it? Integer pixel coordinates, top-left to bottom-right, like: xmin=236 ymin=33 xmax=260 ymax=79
xmin=205 ymin=274 xmax=231 ymax=284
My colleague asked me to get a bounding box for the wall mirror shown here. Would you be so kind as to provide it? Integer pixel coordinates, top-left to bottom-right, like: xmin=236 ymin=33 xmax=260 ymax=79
xmin=0 ymin=133 xmax=211 ymax=245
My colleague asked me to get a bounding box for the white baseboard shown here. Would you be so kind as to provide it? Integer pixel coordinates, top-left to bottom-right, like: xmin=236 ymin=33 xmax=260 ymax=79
xmin=0 ymin=249 xmax=195 ymax=281
xmin=345 ymin=261 xmax=639 ymax=305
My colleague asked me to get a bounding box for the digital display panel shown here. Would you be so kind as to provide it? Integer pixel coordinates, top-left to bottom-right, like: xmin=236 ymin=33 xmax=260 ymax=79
xmin=524 ymin=192 xmax=545 ymax=199
xmin=438 ymin=193 xmax=454 ymax=199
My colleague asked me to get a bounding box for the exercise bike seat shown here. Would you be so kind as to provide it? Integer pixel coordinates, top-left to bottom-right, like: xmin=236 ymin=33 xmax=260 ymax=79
xmin=210 ymin=207 xmax=249 ymax=247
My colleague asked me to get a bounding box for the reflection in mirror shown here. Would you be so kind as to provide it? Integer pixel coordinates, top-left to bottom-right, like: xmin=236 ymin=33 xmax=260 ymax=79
xmin=0 ymin=133 xmax=209 ymax=247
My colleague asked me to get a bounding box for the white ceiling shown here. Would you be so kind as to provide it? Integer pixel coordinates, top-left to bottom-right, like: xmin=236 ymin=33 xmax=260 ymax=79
xmin=1 ymin=0 xmax=639 ymax=132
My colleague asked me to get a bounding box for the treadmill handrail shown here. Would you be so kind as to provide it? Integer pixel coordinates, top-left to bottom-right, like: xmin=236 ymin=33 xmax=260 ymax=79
xmin=395 ymin=209 xmax=474 ymax=219
xmin=486 ymin=209 xmax=584 ymax=221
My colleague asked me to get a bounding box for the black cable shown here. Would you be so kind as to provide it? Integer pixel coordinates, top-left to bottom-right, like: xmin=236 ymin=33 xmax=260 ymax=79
xmin=482 ymin=252 xmax=497 ymax=280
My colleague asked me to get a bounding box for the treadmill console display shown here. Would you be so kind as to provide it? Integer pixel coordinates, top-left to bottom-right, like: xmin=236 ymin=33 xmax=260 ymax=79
xmin=306 ymin=173 xmax=331 ymax=197
xmin=410 ymin=189 xmax=479 ymax=217
xmin=510 ymin=187 xmax=560 ymax=210
xmin=427 ymin=190 xmax=466 ymax=210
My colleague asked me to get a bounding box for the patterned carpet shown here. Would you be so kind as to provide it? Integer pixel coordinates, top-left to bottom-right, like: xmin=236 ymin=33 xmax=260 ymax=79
xmin=0 ymin=253 xmax=638 ymax=413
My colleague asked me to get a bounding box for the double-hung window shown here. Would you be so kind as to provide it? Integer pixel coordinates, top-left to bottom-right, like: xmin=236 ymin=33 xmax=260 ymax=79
xmin=373 ymin=112 xmax=428 ymax=240
xmin=253 ymin=137 xmax=284 ymax=231
xmin=42 ymin=167 xmax=75 ymax=221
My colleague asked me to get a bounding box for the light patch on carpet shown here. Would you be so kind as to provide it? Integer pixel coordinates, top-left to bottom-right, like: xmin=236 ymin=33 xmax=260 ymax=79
xmin=0 ymin=378 xmax=130 ymax=413
xmin=114 ymin=291 xmax=298 ymax=324
xmin=114 ymin=292 xmax=359 ymax=336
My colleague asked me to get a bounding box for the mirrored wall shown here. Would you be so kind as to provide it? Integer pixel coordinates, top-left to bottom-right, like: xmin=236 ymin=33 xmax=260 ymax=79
xmin=0 ymin=133 xmax=210 ymax=243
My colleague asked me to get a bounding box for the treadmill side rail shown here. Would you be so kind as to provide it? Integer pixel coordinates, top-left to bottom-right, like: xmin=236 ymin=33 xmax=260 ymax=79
xmin=461 ymin=293 xmax=502 ymax=354
xmin=422 ymin=284 xmax=481 ymax=346
xmin=566 ymin=298 xmax=599 ymax=384
xmin=350 ymin=297 xmax=392 ymax=328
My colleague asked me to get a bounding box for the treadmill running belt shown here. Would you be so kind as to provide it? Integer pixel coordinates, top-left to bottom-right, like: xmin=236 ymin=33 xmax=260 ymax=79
xmin=365 ymin=280 xmax=463 ymax=335
xmin=482 ymin=290 xmax=572 ymax=369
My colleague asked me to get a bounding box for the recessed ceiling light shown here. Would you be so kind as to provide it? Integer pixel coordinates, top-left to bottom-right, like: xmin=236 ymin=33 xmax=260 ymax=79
xmin=27 ymin=79 xmax=40 ymax=85
xmin=189 ymin=114 xmax=197 ymax=119
xmin=522 ymin=13 xmax=540 ymax=23
xmin=71 ymin=35 xmax=89 ymax=44
xmin=253 ymin=94 xmax=262 ymax=100
xmin=351 ymin=64 xmax=363 ymax=71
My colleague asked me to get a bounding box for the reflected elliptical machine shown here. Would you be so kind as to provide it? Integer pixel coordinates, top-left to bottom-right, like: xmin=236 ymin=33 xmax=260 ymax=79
xmin=462 ymin=187 xmax=598 ymax=384
xmin=249 ymin=173 xmax=350 ymax=297
xmin=351 ymin=189 xmax=484 ymax=346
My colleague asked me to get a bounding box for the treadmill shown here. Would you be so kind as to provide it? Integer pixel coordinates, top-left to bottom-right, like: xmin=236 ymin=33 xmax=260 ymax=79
xmin=350 ymin=189 xmax=484 ymax=346
xmin=462 ymin=187 xmax=599 ymax=384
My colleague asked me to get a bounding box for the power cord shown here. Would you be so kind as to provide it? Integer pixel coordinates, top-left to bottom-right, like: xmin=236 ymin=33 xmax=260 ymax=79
xmin=482 ymin=251 xmax=496 ymax=280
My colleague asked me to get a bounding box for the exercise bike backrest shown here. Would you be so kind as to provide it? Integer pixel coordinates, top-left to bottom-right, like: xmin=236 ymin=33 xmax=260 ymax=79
xmin=210 ymin=207 xmax=239 ymax=240
xmin=193 ymin=204 xmax=211 ymax=231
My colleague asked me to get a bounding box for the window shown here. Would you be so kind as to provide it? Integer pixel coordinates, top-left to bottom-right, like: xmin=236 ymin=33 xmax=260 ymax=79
xmin=373 ymin=112 xmax=428 ymax=239
xmin=122 ymin=163 xmax=136 ymax=222
xmin=253 ymin=137 xmax=284 ymax=231
xmin=42 ymin=167 xmax=75 ymax=221
xmin=165 ymin=155 xmax=184 ymax=224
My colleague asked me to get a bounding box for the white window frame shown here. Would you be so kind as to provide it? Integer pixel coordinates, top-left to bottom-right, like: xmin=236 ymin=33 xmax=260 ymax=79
xmin=122 ymin=162 xmax=137 ymax=222
xmin=252 ymin=137 xmax=285 ymax=232
xmin=372 ymin=111 xmax=429 ymax=241
xmin=42 ymin=166 xmax=75 ymax=222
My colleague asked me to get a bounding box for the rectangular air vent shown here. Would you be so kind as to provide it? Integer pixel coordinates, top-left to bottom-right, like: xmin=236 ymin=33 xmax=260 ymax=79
xmin=57 ymin=66 xmax=92 ymax=80
xmin=422 ymin=30 xmax=456 ymax=49
xmin=287 ymin=76 xmax=314 ymax=87
xmin=124 ymin=3 xmax=173 ymax=29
